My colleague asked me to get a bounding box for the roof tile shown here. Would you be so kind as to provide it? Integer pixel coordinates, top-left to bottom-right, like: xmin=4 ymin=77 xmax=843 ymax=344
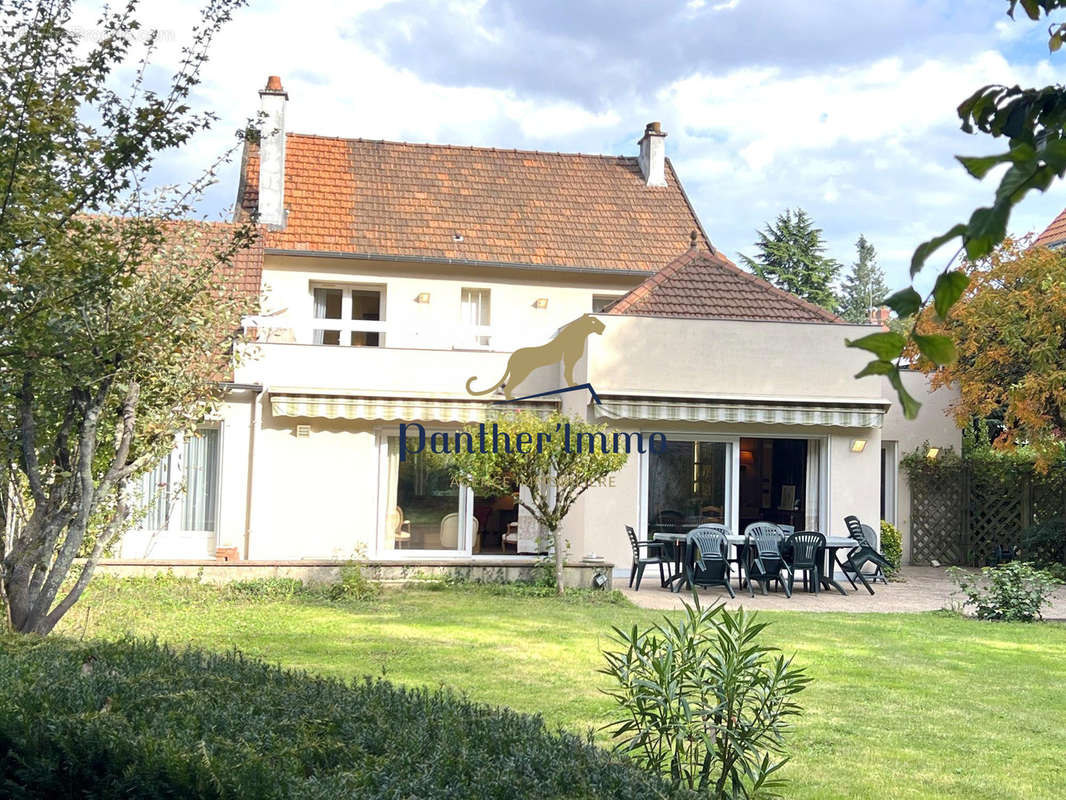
xmin=237 ymin=134 xmax=709 ymax=271
xmin=608 ymin=247 xmax=841 ymax=324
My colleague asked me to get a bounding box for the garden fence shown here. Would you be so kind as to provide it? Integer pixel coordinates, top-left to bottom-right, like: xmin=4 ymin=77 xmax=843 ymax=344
xmin=908 ymin=462 xmax=1066 ymax=566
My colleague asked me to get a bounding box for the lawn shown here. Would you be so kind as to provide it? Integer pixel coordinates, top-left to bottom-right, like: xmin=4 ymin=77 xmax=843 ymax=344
xmin=53 ymin=576 xmax=1066 ymax=799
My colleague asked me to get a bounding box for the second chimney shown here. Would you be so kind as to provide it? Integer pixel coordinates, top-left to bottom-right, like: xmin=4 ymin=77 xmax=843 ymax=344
xmin=258 ymin=75 xmax=288 ymax=228
xmin=638 ymin=121 xmax=667 ymax=187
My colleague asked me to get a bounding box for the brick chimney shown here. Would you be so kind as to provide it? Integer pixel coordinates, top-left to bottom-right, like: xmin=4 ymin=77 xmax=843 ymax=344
xmin=868 ymin=306 xmax=891 ymax=328
xmin=638 ymin=121 xmax=667 ymax=187
xmin=257 ymin=75 xmax=288 ymax=228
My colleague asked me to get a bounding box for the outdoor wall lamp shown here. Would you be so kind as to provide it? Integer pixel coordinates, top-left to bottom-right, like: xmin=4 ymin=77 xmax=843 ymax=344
xmin=850 ymin=439 xmax=867 ymax=453
xmin=415 ymin=292 xmax=431 ymax=304
xmin=533 ymin=297 xmax=549 ymax=309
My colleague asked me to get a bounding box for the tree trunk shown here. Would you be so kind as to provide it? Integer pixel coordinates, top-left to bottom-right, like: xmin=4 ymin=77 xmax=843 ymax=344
xmin=553 ymin=527 xmax=565 ymax=595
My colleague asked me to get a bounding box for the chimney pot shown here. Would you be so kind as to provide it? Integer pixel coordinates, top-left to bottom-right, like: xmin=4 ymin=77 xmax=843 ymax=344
xmin=637 ymin=121 xmax=667 ymax=187
xmin=265 ymin=75 xmax=283 ymax=92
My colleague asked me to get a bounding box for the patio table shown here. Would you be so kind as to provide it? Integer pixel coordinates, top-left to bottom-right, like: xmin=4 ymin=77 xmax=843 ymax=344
xmin=654 ymin=530 xmax=857 ymax=595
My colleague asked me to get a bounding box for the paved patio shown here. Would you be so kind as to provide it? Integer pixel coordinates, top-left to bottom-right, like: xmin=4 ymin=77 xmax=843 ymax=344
xmin=620 ymin=566 xmax=1066 ymax=618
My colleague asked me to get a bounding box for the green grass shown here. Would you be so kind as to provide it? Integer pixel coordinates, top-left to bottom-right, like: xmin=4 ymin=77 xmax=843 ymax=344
xmin=54 ymin=576 xmax=1066 ymax=799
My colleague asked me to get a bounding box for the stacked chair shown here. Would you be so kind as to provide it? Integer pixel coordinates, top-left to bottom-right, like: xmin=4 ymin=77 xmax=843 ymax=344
xmin=841 ymin=515 xmax=894 ymax=595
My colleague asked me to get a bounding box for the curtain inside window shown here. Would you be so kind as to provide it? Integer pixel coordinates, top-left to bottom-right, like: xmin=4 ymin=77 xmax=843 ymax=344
xmin=182 ymin=429 xmax=219 ymax=531
xmin=804 ymin=439 xmax=821 ymax=531
xmin=312 ymin=287 xmax=329 ymax=345
xmin=460 ymin=288 xmax=490 ymax=346
xmin=385 ymin=437 xmax=400 ymax=549
xmin=140 ymin=457 xmax=172 ymax=530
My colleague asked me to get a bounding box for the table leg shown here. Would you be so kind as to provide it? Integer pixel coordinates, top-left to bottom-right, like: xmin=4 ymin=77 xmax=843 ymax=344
xmin=820 ymin=546 xmax=848 ymax=596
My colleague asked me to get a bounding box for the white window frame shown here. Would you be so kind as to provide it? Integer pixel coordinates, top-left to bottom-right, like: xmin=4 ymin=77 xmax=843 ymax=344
xmin=309 ymin=281 xmax=387 ymax=347
xmin=591 ymin=293 xmax=624 ymax=313
xmin=373 ymin=429 xmax=538 ymax=560
xmin=638 ymin=432 xmax=830 ymax=539
xmin=457 ymin=286 xmax=492 ymax=350
xmin=135 ymin=424 xmax=223 ymax=536
xmin=639 ymin=433 xmax=739 ymax=538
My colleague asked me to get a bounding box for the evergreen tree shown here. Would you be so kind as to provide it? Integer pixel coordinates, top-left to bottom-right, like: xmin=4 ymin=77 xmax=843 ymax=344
xmin=839 ymin=234 xmax=890 ymax=323
xmin=738 ymin=208 xmax=840 ymax=311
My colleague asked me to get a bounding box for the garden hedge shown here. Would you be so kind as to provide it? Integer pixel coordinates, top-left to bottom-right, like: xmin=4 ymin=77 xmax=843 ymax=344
xmin=0 ymin=636 xmax=688 ymax=799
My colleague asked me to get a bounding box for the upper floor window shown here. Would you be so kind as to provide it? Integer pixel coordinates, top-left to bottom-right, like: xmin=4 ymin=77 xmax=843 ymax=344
xmin=592 ymin=294 xmax=621 ymax=313
xmin=312 ymin=284 xmax=383 ymax=346
xmin=460 ymin=287 xmax=491 ymax=347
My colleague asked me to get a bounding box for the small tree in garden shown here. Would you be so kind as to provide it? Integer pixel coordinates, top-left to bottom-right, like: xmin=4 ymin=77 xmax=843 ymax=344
xmin=439 ymin=411 xmax=627 ymax=594
xmin=0 ymin=0 xmax=253 ymax=634
xmin=601 ymin=597 xmax=809 ymax=799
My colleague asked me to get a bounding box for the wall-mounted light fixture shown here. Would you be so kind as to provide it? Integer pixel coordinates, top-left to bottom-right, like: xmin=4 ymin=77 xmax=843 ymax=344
xmin=850 ymin=439 xmax=867 ymax=453
xmin=926 ymin=446 xmax=940 ymax=460
xmin=739 ymin=450 xmax=754 ymax=466
xmin=533 ymin=297 xmax=549 ymax=309
xmin=415 ymin=292 xmax=431 ymax=304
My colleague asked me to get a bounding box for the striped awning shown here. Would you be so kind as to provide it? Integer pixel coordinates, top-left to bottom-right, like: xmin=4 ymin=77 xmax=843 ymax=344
xmin=593 ymin=396 xmax=885 ymax=428
xmin=270 ymin=393 xmax=557 ymax=423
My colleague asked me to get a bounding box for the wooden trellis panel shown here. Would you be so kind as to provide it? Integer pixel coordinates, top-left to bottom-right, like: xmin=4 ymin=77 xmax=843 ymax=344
xmin=910 ymin=464 xmax=1066 ymax=566
xmin=910 ymin=471 xmax=965 ymax=566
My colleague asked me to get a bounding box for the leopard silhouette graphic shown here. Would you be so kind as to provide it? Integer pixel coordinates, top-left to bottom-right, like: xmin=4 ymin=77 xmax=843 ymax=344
xmin=465 ymin=314 xmax=605 ymax=400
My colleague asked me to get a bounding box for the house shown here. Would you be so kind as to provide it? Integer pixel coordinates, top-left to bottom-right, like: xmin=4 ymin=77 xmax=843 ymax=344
xmin=113 ymin=76 xmax=959 ymax=582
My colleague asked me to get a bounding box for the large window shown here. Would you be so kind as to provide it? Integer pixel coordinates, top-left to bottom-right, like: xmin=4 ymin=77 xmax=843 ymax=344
xmin=312 ymin=284 xmax=383 ymax=346
xmin=384 ymin=436 xmax=462 ymax=551
xmin=459 ymin=287 xmax=491 ymax=347
xmin=648 ymin=439 xmax=729 ymax=531
xmin=138 ymin=429 xmax=220 ymax=532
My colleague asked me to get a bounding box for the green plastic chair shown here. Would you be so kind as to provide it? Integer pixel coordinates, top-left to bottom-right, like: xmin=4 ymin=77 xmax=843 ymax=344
xmin=742 ymin=523 xmax=790 ymax=598
xmin=625 ymin=525 xmax=670 ymax=591
xmin=685 ymin=526 xmax=735 ymax=599
xmin=841 ymin=516 xmax=894 ymax=595
xmin=783 ymin=531 xmax=825 ymax=594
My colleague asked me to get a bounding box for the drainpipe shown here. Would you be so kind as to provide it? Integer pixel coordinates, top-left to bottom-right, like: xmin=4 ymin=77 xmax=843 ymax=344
xmin=218 ymin=382 xmax=265 ymax=560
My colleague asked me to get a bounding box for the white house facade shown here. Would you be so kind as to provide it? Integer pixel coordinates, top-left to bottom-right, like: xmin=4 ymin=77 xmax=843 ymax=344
xmin=115 ymin=77 xmax=961 ymax=579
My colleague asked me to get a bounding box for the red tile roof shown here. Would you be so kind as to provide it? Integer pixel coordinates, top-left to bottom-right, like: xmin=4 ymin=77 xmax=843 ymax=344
xmin=1035 ymin=206 xmax=1066 ymax=248
xmin=607 ymin=247 xmax=842 ymax=323
xmin=236 ymin=134 xmax=712 ymax=271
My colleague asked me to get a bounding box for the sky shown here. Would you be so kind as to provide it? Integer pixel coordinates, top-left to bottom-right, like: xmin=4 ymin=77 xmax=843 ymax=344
xmin=72 ymin=0 xmax=1066 ymax=294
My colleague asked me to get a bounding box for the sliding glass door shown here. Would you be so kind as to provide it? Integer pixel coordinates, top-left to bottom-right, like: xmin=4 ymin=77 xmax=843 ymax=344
xmin=383 ymin=436 xmax=463 ymax=552
xmin=646 ymin=438 xmax=734 ymax=534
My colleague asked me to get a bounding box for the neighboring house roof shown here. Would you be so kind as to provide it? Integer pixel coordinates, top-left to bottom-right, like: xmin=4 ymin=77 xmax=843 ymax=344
xmin=236 ymin=134 xmax=712 ymax=272
xmin=607 ymin=246 xmax=841 ymax=323
xmin=1035 ymin=206 xmax=1066 ymax=249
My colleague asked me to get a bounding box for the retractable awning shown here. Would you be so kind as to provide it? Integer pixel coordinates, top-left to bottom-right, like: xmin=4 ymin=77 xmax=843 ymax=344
xmin=593 ymin=396 xmax=886 ymax=428
xmin=270 ymin=392 xmax=557 ymax=423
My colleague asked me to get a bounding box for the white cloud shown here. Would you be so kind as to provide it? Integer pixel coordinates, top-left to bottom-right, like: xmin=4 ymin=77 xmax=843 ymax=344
xmin=68 ymin=0 xmax=1066 ymax=290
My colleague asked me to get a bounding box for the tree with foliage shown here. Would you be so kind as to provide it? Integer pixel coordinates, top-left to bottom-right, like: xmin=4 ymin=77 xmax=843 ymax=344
xmin=0 ymin=0 xmax=252 ymax=634
xmin=839 ymin=235 xmax=889 ymax=323
xmin=850 ymin=1 xmax=1066 ymax=418
xmin=738 ymin=208 xmax=840 ymax=311
xmin=908 ymin=236 xmax=1066 ymax=467
xmin=439 ymin=411 xmax=627 ymax=595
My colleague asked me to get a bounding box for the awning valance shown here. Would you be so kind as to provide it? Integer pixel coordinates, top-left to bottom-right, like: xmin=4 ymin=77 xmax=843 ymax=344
xmin=270 ymin=393 xmax=557 ymax=423
xmin=593 ymin=396 xmax=885 ymax=428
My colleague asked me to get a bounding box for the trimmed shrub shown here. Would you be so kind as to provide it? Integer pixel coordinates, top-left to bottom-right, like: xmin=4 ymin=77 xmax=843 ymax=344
xmin=879 ymin=520 xmax=903 ymax=578
xmin=1021 ymin=517 xmax=1066 ymax=566
xmin=948 ymin=561 xmax=1061 ymax=622
xmin=0 ymin=636 xmax=691 ymax=800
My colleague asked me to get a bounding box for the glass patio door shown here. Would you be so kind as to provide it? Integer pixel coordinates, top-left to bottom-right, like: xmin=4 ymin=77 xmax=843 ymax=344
xmin=383 ymin=436 xmax=463 ymax=552
xmin=646 ymin=439 xmax=733 ymax=534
